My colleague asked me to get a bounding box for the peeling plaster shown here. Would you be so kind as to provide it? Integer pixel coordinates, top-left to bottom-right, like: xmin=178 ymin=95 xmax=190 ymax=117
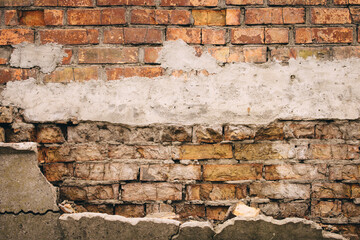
xmin=2 ymin=40 xmax=360 ymax=125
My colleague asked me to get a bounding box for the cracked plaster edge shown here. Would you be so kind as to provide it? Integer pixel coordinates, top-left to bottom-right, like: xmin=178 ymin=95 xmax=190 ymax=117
xmin=0 ymin=142 xmax=38 ymax=153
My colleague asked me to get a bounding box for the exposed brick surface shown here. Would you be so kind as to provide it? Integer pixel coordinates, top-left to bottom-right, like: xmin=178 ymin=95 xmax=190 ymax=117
xmin=231 ymin=28 xmax=264 ymax=44
xmin=0 ymin=29 xmax=34 ymax=45
xmin=40 ymin=29 xmax=99 ymax=45
xmin=295 ymin=28 xmax=353 ymax=44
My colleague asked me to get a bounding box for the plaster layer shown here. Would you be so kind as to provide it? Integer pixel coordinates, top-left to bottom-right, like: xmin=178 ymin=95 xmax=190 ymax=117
xmin=2 ymin=41 xmax=360 ymax=125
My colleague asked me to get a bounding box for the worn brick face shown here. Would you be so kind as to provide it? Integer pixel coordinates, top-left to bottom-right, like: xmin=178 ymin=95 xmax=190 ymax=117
xmin=40 ymin=29 xmax=99 ymax=45
xmin=265 ymin=164 xmax=327 ymax=180
xmin=0 ymin=68 xmax=36 ymax=84
xmin=0 ymin=29 xmax=34 ymax=45
xmin=250 ymin=182 xmax=311 ymax=199
xmin=122 ymin=183 xmax=182 ymax=201
xmin=180 ymin=144 xmax=232 ymax=160
xmin=235 ymin=143 xmax=294 ymax=160
xmin=311 ymin=8 xmax=351 ymax=24
xmin=106 ymin=66 xmax=163 ymax=79
xmin=295 ymin=28 xmax=353 ymax=44
xmin=44 ymin=9 xmax=64 ymax=25
xmin=231 ymin=28 xmax=264 ymax=44
xmin=78 ymin=48 xmax=138 ymax=64
xmin=166 ymin=28 xmax=201 ymax=44
xmin=203 ymin=164 xmax=263 ymax=181
xmin=140 ymin=164 xmax=201 ymax=181
xmin=265 ymin=28 xmax=289 ymax=44
xmin=312 ymin=183 xmax=351 ymax=199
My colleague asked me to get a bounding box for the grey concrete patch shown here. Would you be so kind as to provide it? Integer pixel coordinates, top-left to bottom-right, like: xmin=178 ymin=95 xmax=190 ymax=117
xmin=173 ymin=221 xmax=214 ymax=240
xmin=0 ymin=212 xmax=62 ymax=240
xmin=10 ymin=43 xmax=65 ymax=73
xmin=59 ymin=212 xmax=181 ymax=240
xmin=0 ymin=143 xmax=59 ymax=213
xmin=214 ymin=215 xmax=346 ymax=240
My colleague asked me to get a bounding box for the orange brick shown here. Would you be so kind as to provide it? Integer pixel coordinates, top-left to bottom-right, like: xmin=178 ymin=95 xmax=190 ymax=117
xmin=207 ymin=46 xmax=266 ymax=63
xmin=226 ymin=0 xmax=263 ymax=4
xmin=226 ymin=9 xmax=241 ymax=25
xmin=203 ymin=164 xmax=263 ymax=181
xmin=101 ymin=8 xmax=127 ymax=24
xmin=193 ymin=10 xmax=226 ymax=26
xmin=40 ymin=29 xmax=99 ymax=45
xmin=19 ymin=10 xmax=45 ymax=26
xmin=161 ymin=0 xmax=218 ymax=6
xmin=202 ymin=29 xmax=226 ymax=45
xmin=0 ymin=29 xmax=34 ymax=45
xmin=333 ymin=46 xmax=360 ymax=59
xmin=335 ymin=0 xmax=360 ymax=4
xmin=295 ymin=27 xmax=353 ymax=44
xmin=269 ymin=0 xmax=326 ymax=4
xmin=43 ymin=163 xmax=73 ymax=182
xmin=206 ymin=206 xmax=228 ymax=220
xmin=58 ymin=0 xmax=93 ymax=6
xmin=62 ymin=49 xmax=72 ymax=65
xmin=265 ymin=28 xmax=289 ymax=44
xmin=5 ymin=10 xmax=19 ymax=26
xmin=106 ymin=66 xmax=164 ymax=80
xmin=144 ymin=47 xmax=162 ymax=63
xmin=283 ymin=8 xmax=305 ymax=24
xmin=311 ymin=8 xmax=351 ymax=24
xmin=67 ymin=9 xmax=101 ymax=25
xmin=104 ymin=28 xmax=162 ymax=44
xmin=78 ymin=48 xmax=138 ymax=64
xmin=97 ymin=0 xmax=156 ymax=5
xmin=231 ymin=28 xmax=264 ymax=44
xmin=44 ymin=9 xmax=64 ymax=25
xmin=131 ymin=9 xmax=191 ymax=25
xmin=0 ymin=0 xmax=32 ymax=6
xmin=0 ymin=49 xmax=10 ymax=65
xmin=115 ymin=205 xmax=145 ymax=218
xmin=34 ymin=0 xmax=57 ymax=5
xmin=43 ymin=67 xmax=98 ymax=83
xmin=245 ymin=8 xmax=282 ymax=24
xmin=179 ymin=144 xmax=232 ymax=160
xmin=0 ymin=68 xmax=36 ymax=84
xmin=243 ymin=47 xmax=267 ymax=63
xmin=167 ymin=28 xmax=201 ymax=44
xmin=350 ymin=7 xmax=360 ymax=23
xmin=186 ymin=184 xmax=237 ymax=201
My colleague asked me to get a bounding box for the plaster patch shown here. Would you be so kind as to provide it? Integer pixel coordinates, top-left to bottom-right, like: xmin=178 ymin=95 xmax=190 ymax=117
xmin=10 ymin=43 xmax=66 ymax=73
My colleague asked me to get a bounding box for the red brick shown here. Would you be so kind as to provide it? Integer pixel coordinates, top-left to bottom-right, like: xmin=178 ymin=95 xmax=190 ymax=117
xmin=37 ymin=125 xmax=65 ymax=143
xmin=107 ymin=66 xmax=163 ymax=80
xmin=78 ymin=48 xmax=138 ymax=64
xmin=167 ymin=28 xmax=201 ymax=44
xmin=122 ymin=183 xmax=182 ymax=201
xmin=131 ymin=9 xmax=190 ymax=25
xmin=43 ymin=67 xmax=98 ymax=83
xmin=43 ymin=163 xmax=73 ymax=182
xmin=5 ymin=10 xmax=19 ymax=26
xmin=161 ymin=0 xmax=217 ymax=6
xmin=0 ymin=0 xmax=32 ymax=6
xmin=67 ymin=9 xmax=101 ymax=25
xmin=208 ymin=46 xmax=267 ymax=63
xmin=115 ymin=205 xmax=145 ymax=217
xmin=97 ymin=0 xmax=156 ymax=5
xmin=226 ymin=9 xmax=241 ymax=25
xmin=19 ymin=10 xmax=45 ymax=26
xmin=265 ymin=28 xmax=289 ymax=44
xmin=144 ymin=47 xmax=161 ymax=63
xmin=104 ymin=28 xmax=162 ymax=44
xmin=231 ymin=28 xmax=264 ymax=44
xmin=206 ymin=206 xmax=228 ymax=220
xmin=0 ymin=49 xmax=10 ymax=65
xmin=311 ymin=8 xmax=351 ymax=24
xmin=203 ymin=164 xmax=263 ymax=181
xmin=34 ymin=0 xmax=58 ymax=5
xmin=335 ymin=0 xmax=360 ymax=4
xmin=350 ymin=7 xmax=360 ymax=23
xmin=175 ymin=204 xmax=205 ymax=218
xmin=58 ymin=0 xmax=93 ymax=6
xmin=245 ymin=8 xmax=283 ymax=24
xmin=62 ymin=49 xmax=72 ymax=65
xmin=102 ymin=8 xmax=127 ymax=24
xmin=226 ymin=0 xmax=263 ymax=4
xmin=295 ymin=28 xmax=353 ymax=44
xmin=202 ymin=29 xmax=226 ymax=45
xmin=0 ymin=29 xmax=34 ymax=45
xmin=333 ymin=46 xmax=360 ymax=59
xmin=40 ymin=29 xmax=99 ymax=45
xmin=179 ymin=144 xmax=232 ymax=160
xmin=44 ymin=9 xmax=64 ymax=25
xmin=283 ymin=8 xmax=305 ymax=24
xmin=0 ymin=68 xmax=36 ymax=84
xmin=269 ymin=0 xmax=326 ymax=5
xmin=243 ymin=47 xmax=267 ymax=63
xmin=312 ymin=183 xmax=351 ymax=199
xmin=193 ymin=10 xmax=226 ymax=26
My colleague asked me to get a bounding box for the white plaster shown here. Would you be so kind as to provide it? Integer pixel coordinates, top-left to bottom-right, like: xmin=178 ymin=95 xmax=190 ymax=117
xmin=0 ymin=142 xmax=38 ymax=152
xmin=10 ymin=43 xmax=66 ymax=73
xmin=2 ymin=40 xmax=360 ymax=125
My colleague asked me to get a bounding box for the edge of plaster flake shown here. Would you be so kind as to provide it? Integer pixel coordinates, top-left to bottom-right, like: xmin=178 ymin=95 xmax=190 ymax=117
xmin=0 ymin=142 xmax=38 ymax=152
xmin=179 ymin=221 xmax=214 ymax=230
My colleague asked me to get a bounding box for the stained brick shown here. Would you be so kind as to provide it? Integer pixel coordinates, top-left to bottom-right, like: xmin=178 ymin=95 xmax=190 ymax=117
xmin=312 ymin=183 xmax=351 ymax=199
xmin=226 ymin=0 xmax=263 ymax=4
xmin=161 ymin=0 xmax=218 ymax=6
xmin=186 ymin=184 xmax=236 ymax=200
xmin=43 ymin=163 xmax=73 ymax=182
xmin=67 ymin=9 xmax=126 ymax=25
xmin=78 ymin=48 xmax=138 ymax=64
xmin=115 ymin=205 xmax=145 ymax=217
xmin=166 ymin=28 xmax=201 ymax=44
xmin=58 ymin=0 xmax=93 ymax=6
xmin=264 ymin=164 xmax=327 ymax=180
xmin=295 ymin=28 xmax=353 ymax=44
xmin=333 ymin=46 xmax=360 ymax=59
xmin=40 ymin=29 xmax=99 ymax=45
xmin=140 ymin=164 xmax=201 ymax=181
xmin=192 ymin=10 xmax=226 ymax=26
xmin=44 ymin=9 xmax=64 ymax=25
xmin=203 ymin=164 xmax=263 ymax=181
xmin=224 ymin=125 xmax=255 ymax=140
xmin=122 ymin=183 xmax=182 ymax=201
xmin=206 ymin=206 xmax=228 ymax=220
xmin=161 ymin=125 xmax=192 ymax=142
xmin=131 ymin=9 xmax=191 ymax=25
xmin=226 ymin=9 xmax=241 ymax=25
xmin=175 ymin=204 xmax=205 ymax=218
xmin=265 ymin=28 xmax=289 ymax=44
xmin=329 ymin=165 xmax=360 ymax=181
xmin=269 ymin=0 xmax=326 ymax=5
xmin=43 ymin=67 xmax=98 ymax=82
xmin=250 ymin=182 xmax=310 ymax=199
xmin=202 ymin=29 xmax=226 ymax=45
xmin=37 ymin=125 xmax=65 ymax=143
xmin=180 ymin=144 xmax=232 ymax=160
xmin=106 ymin=66 xmax=163 ymax=80
xmin=235 ymin=143 xmax=294 ymax=160
xmin=231 ymin=28 xmax=264 ymax=44
xmin=0 ymin=29 xmax=34 ymax=45
xmin=311 ymin=200 xmax=342 ymax=218
xmin=104 ymin=28 xmax=162 ymax=44
xmin=0 ymin=68 xmax=36 ymax=84
xmin=62 ymin=49 xmax=72 ymax=65
xmin=315 ymin=123 xmax=345 ymax=139
xmin=194 ymin=125 xmax=223 ymax=143
xmin=38 ymin=145 xmax=71 ymax=163
xmin=311 ymin=8 xmax=351 ymax=24
xmin=283 ymin=8 xmax=305 ymax=24
xmin=144 ymin=47 xmax=161 ymax=64
xmin=19 ymin=10 xmax=45 ymax=26
xmin=245 ymin=8 xmax=283 ymax=24
xmin=97 ymin=0 xmax=156 ymax=5
xmin=0 ymin=0 xmax=32 ymax=6
xmin=5 ymin=10 xmax=19 ymax=26
xmin=350 ymin=7 xmax=360 ymax=23
xmin=255 ymin=123 xmax=285 ymax=141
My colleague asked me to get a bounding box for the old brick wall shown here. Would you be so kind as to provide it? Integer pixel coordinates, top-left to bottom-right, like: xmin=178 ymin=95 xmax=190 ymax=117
xmin=1 ymin=0 xmax=360 ymax=239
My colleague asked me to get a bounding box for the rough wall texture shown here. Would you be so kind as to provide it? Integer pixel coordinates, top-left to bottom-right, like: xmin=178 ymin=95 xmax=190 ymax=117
xmin=0 ymin=0 xmax=360 ymax=239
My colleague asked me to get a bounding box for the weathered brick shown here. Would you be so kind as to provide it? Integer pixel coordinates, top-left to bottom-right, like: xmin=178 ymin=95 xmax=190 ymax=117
xmin=19 ymin=10 xmax=45 ymax=26
xmin=265 ymin=28 xmax=289 ymax=44
xmin=161 ymin=125 xmax=192 ymax=142
xmin=295 ymin=28 xmax=353 ymax=44
xmin=260 ymin=202 xmax=309 ymax=218
xmin=40 ymin=29 xmax=99 ymax=45
xmin=350 ymin=7 xmax=360 ymax=23
xmin=5 ymin=10 xmax=19 ymax=25
xmin=329 ymin=165 xmax=360 ymax=181
xmin=166 ymin=28 xmax=201 ymax=44
xmin=37 ymin=125 xmax=65 ymax=143
xmin=250 ymin=182 xmax=310 ymax=199
xmin=106 ymin=66 xmax=163 ymax=80
xmin=245 ymin=8 xmax=283 ymax=24
xmin=0 ymin=29 xmax=34 ymax=45
xmin=0 ymin=128 xmax=5 ymax=142
xmin=97 ymin=0 xmax=156 ymax=5
xmin=235 ymin=143 xmax=294 ymax=160
xmin=309 ymin=144 xmax=352 ymax=160
xmin=146 ymin=203 xmax=174 ymax=215
xmin=209 ymin=47 xmax=266 ymax=63
xmin=231 ymin=28 xmax=264 ymax=44
xmin=102 ymin=8 xmax=127 ymax=24
xmin=43 ymin=163 xmax=73 ymax=182
xmin=60 ymin=186 xmax=87 ymax=201
xmin=226 ymin=9 xmax=241 ymax=25
xmin=206 ymin=206 xmax=228 ymax=220
xmin=194 ymin=125 xmax=223 ymax=143
xmin=62 ymin=49 xmax=72 ymax=65
xmin=202 ymin=29 xmax=226 ymax=45
xmin=311 ymin=200 xmax=342 ymax=218
xmin=0 ymin=0 xmax=32 ymax=6
xmin=352 ymin=185 xmax=360 ymax=198
xmin=131 ymin=9 xmax=191 ymax=25
xmin=67 ymin=8 xmax=126 ymax=25
xmin=44 ymin=9 xmax=64 ymax=25
xmin=312 ymin=183 xmax=351 ymax=199
xmin=342 ymin=202 xmax=360 ymax=217
xmin=203 ymin=164 xmax=263 ymax=181
xmin=128 ymin=126 xmax=162 ymax=143
xmin=193 ymin=10 xmax=226 ymax=26
xmin=270 ymin=47 xmax=332 ymax=61
xmin=284 ymin=121 xmax=315 ymax=138
xmin=140 ymin=164 xmax=201 ymax=181
xmin=226 ymin=0 xmax=263 ymax=4
xmin=58 ymin=0 xmax=93 ymax=6
xmin=115 ymin=205 xmax=145 ymax=217
xmin=175 ymin=204 xmax=205 ymax=218
xmin=43 ymin=67 xmax=98 ymax=82
xmin=315 ymin=123 xmax=345 ymax=139
xmin=255 ymin=123 xmax=285 ymax=141
xmin=74 ymin=162 xmax=138 ymax=181
xmin=161 ymin=0 xmax=218 ymax=6
xmin=180 ymin=144 xmax=232 ymax=160
xmin=186 ymin=184 xmax=236 ymax=200
xmin=264 ymin=164 xmax=327 ymax=180
xmin=70 ymin=144 xmax=107 ymax=162
xmin=122 ymin=183 xmax=182 ymax=201
xmin=283 ymin=8 xmax=305 ymax=24
xmin=104 ymin=28 xmax=162 ymax=44
xmin=311 ymin=8 xmax=351 ymax=24
xmin=0 ymin=68 xmax=36 ymax=84
xmin=136 ymin=145 xmax=176 ymax=160
xmin=83 ymin=204 xmax=113 ymax=214
xmin=0 ymin=106 xmax=13 ymax=123
xmin=38 ymin=145 xmax=71 ymax=163
xmin=78 ymin=48 xmax=138 ymax=64
xmin=144 ymin=47 xmax=161 ymax=64
xmin=269 ymin=0 xmax=326 ymax=5
xmin=108 ymin=145 xmax=137 ymax=159
xmin=224 ymin=125 xmax=255 ymax=140
xmin=333 ymin=46 xmax=360 ymax=59
xmin=6 ymin=123 xmax=36 ymax=142
xmin=34 ymin=0 xmax=58 ymax=5
xmin=0 ymin=48 xmax=10 ymax=65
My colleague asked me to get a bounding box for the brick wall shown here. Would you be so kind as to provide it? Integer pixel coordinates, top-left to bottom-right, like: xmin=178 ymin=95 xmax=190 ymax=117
xmin=1 ymin=0 xmax=360 ymax=239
